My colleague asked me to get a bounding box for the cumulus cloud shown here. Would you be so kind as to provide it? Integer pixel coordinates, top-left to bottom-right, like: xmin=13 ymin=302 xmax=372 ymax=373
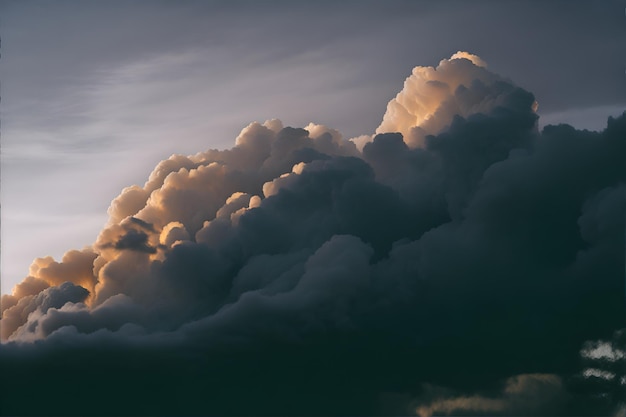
xmin=368 ymin=51 xmax=537 ymax=148
xmin=2 ymin=281 xmax=90 ymax=341
xmin=1 ymin=52 xmax=624 ymax=415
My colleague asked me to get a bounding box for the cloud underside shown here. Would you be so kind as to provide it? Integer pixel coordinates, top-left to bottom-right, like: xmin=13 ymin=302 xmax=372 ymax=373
xmin=1 ymin=52 xmax=624 ymax=415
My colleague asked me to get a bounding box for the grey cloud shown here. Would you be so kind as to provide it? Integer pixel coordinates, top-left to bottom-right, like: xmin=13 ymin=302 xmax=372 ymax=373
xmin=114 ymin=229 xmax=157 ymax=254
xmin=37 ymin=294 xmax=148 ymax=339
xmin=1 ymin=52 xmax=624 ymax=415
xmin=3 ymin=282 xmax=89 ymax=341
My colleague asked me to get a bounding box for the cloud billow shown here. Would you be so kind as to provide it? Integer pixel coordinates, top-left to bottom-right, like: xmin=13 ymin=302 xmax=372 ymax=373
xmin=1 ymin=52 xmax=624 ymax=416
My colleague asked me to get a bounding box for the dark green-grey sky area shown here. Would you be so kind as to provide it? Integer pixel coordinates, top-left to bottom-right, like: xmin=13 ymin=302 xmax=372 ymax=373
xmin=0 ymin=1 xmax=624 ymax=415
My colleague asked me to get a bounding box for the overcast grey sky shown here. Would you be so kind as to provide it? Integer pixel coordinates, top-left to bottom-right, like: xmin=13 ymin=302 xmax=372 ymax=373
xmin=1 ymin=0 xmax=624 ymax=294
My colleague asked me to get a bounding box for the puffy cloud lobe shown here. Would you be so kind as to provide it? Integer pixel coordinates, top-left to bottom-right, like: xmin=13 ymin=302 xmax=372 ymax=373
xmin=159 ymin=221 xmax=189 ymax=247
xmin=1 ymin=276 xmax=49 ymax=314
xmin=1 ymin=249 xmax=97 ymax=340
xmin=37 ymin=294 xmax=148 ymax=339
xmin=2 ymin=282 xmax=89 ymax=341
xmin=1 ymin=52 xmax=624 ymax=415
xmin=372 ymin=51 xmax=538 ymax=148
xmin=27 ymin=249 xmax=98 ymax=293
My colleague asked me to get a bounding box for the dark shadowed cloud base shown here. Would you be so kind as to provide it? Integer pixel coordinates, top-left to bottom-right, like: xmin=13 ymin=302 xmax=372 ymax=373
xmin=1 ymin=53 xmax=624 ymax=416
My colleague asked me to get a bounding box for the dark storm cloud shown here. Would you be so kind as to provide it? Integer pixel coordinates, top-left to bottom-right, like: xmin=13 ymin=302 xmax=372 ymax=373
xmin=1 ymin=52 xmax=624 ymax=415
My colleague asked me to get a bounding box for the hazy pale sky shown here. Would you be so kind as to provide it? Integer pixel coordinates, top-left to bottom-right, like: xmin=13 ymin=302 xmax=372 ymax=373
xmin=1 ymin=0 xmax=624 ymax=294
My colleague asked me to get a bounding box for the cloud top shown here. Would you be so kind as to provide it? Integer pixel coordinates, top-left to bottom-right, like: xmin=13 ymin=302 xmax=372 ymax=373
xmin=373 ymin=50 xmax=537 ymax=148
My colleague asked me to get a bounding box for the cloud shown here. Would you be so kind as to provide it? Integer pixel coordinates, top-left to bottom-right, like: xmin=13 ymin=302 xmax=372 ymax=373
xmin=2 ymin=282 xmax=90 ymax=341
xmin=566 ymin=328 xmax=626 ymax=415
xmin=1 ymin=52 xmax=624 ymax=415
xmin=414 ymin=374 xmax=569 ymax=416
xmin=370 ymin=51 xmax=537 ymax=148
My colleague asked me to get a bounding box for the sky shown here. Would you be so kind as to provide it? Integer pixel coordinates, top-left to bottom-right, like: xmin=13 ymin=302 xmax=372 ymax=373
xmin=0 ymin=1 xmax=625 ymax=416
